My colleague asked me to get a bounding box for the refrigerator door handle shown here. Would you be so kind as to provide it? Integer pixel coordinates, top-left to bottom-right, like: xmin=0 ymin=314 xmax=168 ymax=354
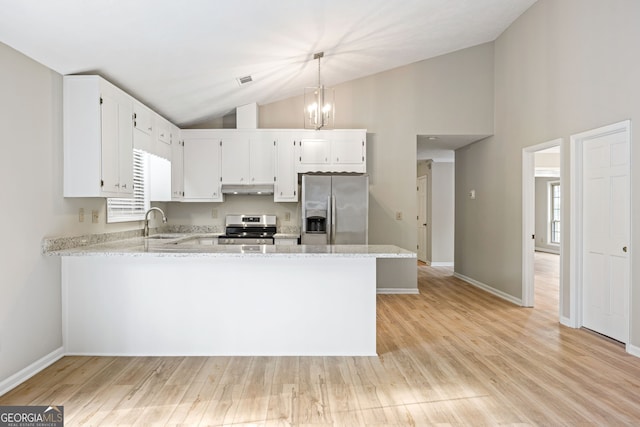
xmin=327 ymin=195 xmax=332 ymax=244
xmin=331 ymin=194 xmax=336 ymax=244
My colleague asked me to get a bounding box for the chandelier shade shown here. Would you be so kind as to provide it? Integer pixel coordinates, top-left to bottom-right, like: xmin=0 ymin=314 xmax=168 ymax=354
xmin=304 ymin=52 xmax=334 ymax=130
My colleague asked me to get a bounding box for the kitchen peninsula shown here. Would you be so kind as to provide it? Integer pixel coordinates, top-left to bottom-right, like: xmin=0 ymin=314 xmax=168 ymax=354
xmin=51 ymin=235 xmax=415 ymax=357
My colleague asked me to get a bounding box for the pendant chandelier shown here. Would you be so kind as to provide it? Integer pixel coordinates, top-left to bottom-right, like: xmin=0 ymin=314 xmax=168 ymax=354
xmin=304 ymin=52 xmax=334 ymax=130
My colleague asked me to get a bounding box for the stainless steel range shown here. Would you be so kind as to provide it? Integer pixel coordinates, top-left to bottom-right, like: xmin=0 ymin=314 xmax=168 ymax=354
xmin=218 ymin=214 xmax=277 ymax=245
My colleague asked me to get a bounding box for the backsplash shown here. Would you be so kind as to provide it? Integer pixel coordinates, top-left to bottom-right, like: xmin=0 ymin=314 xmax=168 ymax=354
xmin=163 ymin=194 xmax=300 ymax=230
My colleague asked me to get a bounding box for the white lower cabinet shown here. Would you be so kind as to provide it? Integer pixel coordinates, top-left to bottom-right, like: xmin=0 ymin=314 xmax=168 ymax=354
xmin=182 ymin=131 xmax=222 ymax=202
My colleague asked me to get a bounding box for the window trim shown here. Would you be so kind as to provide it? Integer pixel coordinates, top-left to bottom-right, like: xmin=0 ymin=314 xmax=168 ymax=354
xmin=548 ymin=180 xmax=561 ymax=245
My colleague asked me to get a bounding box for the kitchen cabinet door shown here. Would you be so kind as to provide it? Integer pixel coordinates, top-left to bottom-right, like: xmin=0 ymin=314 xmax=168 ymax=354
xmin=133 ymin=100 xmax=153 ymax=154
xmin=275 ymin=136 xmax=298 ymax=202
xmin=183 ymin=137 xmax=222 ymax=201
xmin=170 ymin=125 xmax=184 ymax=200
xmin=331 ymin=130 xmax=365 ymax=166
xmin=154 ymin=114 xmax=172 ymax=160
xmin=298 ymin=138 xmax=330 ymax=166
xmin=63 ymin=75 xmax=133 ymax=197
xmin=296 ymin=129 xmax=366 ymax=173
xmin=221 ymin=132 xmax=250 ymax=184
xmin=249 ymin=133 xmax=275 ymax=184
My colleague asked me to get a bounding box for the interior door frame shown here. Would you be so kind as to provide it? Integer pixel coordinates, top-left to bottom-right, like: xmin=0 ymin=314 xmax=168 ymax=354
xmin=569 ymin=120 xmax=631 ymax=334
xmin=522 ymin=138 xmax=564 ymax=309
xmin=417 ymin=175 xmax=428 ymax=263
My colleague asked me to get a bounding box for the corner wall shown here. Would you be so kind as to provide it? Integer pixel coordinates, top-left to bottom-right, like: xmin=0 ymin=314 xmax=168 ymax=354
xmin=0 ymin=42 xmax=149 ymax=391
xmin=454 ymin=0 xmax=640 ymax=347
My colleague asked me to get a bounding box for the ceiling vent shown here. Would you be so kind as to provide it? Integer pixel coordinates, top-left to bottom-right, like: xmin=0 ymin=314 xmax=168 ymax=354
xmin=236 ymin=75 xmax=253 ymax=86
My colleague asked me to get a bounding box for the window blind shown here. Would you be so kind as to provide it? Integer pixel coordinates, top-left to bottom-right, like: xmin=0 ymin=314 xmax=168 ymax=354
xmin=107 ymin=149 xmax=149 ymax=223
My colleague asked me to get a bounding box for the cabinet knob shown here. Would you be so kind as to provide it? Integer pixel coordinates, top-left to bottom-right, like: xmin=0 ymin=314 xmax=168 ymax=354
xmin=122 ymin=184 xmax=127 ymax=189
xmin=623 ymin=246 xmax=628 ymax=253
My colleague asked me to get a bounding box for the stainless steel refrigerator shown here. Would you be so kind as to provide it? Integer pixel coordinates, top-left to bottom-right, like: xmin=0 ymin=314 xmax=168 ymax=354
xmin=301 ymin=174 xmax=369 ymax=244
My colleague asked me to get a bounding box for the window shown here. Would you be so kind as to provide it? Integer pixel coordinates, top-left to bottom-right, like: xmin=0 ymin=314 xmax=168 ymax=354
xmin=107 ymin=149 xmax=149 ymax=223
xmin=549 ymin=181 xmax=560 ymax=244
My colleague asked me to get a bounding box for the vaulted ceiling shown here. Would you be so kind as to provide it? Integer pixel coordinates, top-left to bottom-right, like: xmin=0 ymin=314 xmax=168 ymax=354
xmin=0 ymin=0 xmax=536 ymax=127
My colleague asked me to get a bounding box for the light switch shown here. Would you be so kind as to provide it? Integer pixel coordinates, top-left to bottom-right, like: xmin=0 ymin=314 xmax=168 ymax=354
xmin=395 ymin=211 xmax=403 ymax=220
xmin=469 ymin=189 xmax=476 ymax=199
xmin=284 ymin=212 xmax=291 ymax=222
xmin=92 ymin=210 xmax=99 ymax=223
xmin=78 ymin=208 xmax=85 ymax=223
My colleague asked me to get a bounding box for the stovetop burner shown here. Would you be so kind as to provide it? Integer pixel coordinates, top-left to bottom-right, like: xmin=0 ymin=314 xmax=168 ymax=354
xmin=218 ymin=214 xmax=277 ymax=245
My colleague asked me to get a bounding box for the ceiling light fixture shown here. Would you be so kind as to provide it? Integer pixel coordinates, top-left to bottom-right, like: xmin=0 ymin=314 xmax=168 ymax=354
xmin=304 ymin=52 xmax=334 ymax=130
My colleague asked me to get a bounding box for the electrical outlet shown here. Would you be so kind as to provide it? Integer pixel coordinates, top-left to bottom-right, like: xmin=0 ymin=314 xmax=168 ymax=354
xmin=78 ymin=208 xmax=85 ymax=223
xmin=395 ymin=211 xmax=403 ymax=221
xmin=212 ymin=208 xmax=218 ymax=219
xmin=92 ymin=210 xmax=99 ymax=223
xmin=284 ymin=212 xmax=291 ymax=222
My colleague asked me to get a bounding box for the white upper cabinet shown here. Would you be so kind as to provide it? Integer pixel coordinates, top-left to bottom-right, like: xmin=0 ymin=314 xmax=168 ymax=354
xmin=133 ymin=101 xmax=172 ymax=161
xmin=63 ymin=75 xmax=134 ymax=198
xmin=182 ymin=130 xmax=223 ymax=202
xmin=330 ymin=130 xmax=366 ymax=165
xmin=249 ymin=133 xmax=275 ymax=184
xmin=220 ymin=131 xmax=249 ymax=184
xmin=170 ymin=125 xmax=184 ymax=200
xmin=220 ymin=131 xmax=275 ymax=185
xmin=295 ymin=129 xmax=366 ymax=173
xmin=274 ymin=133 xmax=298 ymax=202
xmin=154 ymin=114 xmax=172 ymax=160
xmin=132 ymin=100 xmax=153 ymax=153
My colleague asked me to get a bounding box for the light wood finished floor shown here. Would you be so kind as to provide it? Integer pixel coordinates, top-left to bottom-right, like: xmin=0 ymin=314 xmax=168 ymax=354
xmin=3 ymin=253 xmax=640 ymax=425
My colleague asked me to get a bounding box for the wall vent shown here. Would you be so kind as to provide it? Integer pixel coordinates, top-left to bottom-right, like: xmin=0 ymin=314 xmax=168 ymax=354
xmin=236 ymin=75 xmax=253 ymax=86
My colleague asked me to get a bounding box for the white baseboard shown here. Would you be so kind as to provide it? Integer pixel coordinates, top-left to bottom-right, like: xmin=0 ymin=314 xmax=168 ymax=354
xmin=430 ymin=262 xmax=454 ymax=267
xmin=0 ymin=347 xmax=64 ymax=397
xmin=453 ymin=273 xmax=522 ymax=306
xmin=560 ymin=316 xmax=573 ymax=327
xmin=535 ymin=247 xmax=560 ymax=255
xmin=377 ymin=288 xmax=419 ymax=295
xmin=626 ymin=343 xmax=640 ymax=359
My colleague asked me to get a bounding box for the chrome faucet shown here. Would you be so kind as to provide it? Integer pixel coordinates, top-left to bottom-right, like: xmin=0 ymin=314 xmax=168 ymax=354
xmin=144 ymin=207 xmax=167 ymax=237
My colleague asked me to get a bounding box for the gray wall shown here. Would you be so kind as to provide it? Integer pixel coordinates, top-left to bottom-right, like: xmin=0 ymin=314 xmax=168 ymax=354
xmin=535 ymin=177 xmax=560 ymax=254
xmin=0 ymin=42 xmax=151 ymax=388
xmin=431 ymin=162 xmax=455 ymax=264
xmin=454 ymin=0 xmax=640 ymax=347
xmin=259 ymin=43 xmax=495 ymax=251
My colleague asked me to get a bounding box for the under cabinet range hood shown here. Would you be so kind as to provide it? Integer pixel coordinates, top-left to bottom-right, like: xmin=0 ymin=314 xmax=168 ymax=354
xmin=221 ymin=184 xmax=274 ymax=195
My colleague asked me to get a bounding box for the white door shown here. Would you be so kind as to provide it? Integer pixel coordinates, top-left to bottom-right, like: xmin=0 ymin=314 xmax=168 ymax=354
xmin=417 ymin=176 xmax=427 ymax=262
xmin=582 ymin=126 xmax=630 ymax=342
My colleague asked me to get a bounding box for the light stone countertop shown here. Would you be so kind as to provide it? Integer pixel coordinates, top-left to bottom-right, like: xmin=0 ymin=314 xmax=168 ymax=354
xmin=273 ymin=233 xmax=300 ymax=239
xmin=46 ymin=233 xmax=415 ymax=259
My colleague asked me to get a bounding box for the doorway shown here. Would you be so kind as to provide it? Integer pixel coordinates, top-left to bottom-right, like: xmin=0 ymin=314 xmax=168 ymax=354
xmin=570 ymin=120 xmax=631 ymax=343
xmin=522 ymin=139 xmax=563 ymax=311
xmin=417 ymin=175 xmax=428 ymax=263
